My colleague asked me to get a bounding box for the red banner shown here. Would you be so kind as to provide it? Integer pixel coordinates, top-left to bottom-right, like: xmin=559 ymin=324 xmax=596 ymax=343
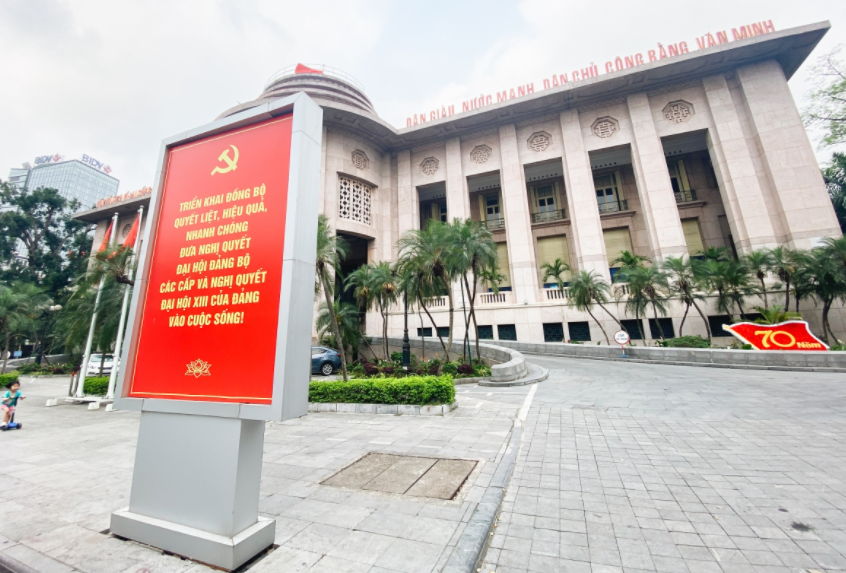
xmin=128 ymin=116 xmax=294 ymax=403
xmin=722 ymin=321 xmax=829 ymax=351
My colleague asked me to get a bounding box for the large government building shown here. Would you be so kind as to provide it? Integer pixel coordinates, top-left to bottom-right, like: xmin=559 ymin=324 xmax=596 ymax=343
xmin=79 ymin=21 xmax=845 ymax=345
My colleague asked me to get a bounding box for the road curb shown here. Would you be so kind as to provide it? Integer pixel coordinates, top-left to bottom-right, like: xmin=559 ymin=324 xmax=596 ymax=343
xmin=442 ymin=424 xmax=522 ymax=572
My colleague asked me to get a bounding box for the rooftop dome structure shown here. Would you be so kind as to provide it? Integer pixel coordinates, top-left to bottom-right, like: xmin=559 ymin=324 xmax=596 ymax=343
xmin=218 ymin=64 xmax=376 ymax=119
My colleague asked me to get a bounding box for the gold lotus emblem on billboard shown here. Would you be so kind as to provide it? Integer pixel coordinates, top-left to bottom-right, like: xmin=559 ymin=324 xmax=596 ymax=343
xmin=185 ymin=359 xmax=212 ymax=377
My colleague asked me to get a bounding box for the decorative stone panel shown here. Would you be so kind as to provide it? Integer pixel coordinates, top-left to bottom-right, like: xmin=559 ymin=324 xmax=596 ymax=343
xmin=592 ymin=117 xmax=619 ymax=138
xmin=527 ymin=132 xmax=551 ymax=152
xmin=663 ymin=100 xmax=694 ymax=123
xmin=420 ymin=157 xmax=439 ymax=175
xmin=470 ymin=145 xmax=492 ymax=164
xmin=351 ymin=150 xmax=369 ymax=170
xmin=339 ymin=176 xmax=372 ymax=225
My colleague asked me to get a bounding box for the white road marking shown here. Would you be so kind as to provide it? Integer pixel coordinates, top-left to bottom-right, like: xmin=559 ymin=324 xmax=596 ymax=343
xmin=518 ymin=383 xmax=538 ymax=422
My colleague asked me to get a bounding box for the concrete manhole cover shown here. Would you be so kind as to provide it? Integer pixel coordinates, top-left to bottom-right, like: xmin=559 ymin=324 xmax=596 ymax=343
xmin=321 ymin=453 xmax=477 ymax=500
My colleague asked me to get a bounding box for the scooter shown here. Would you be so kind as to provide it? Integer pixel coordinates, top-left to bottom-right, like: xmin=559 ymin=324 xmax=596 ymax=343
xmin=1 ymin=411 xmax=22 ymax=431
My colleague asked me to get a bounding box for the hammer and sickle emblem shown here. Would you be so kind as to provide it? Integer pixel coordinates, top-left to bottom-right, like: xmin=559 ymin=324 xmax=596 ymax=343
xmin=211 ymin=145 xmax=239 ymax=176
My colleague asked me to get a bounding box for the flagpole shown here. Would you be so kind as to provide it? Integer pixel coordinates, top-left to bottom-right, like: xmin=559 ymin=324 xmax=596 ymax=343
xmin=106 ymin=207 xmax=143 ymax=401
xmin=77 ymin=213 xmax=119 ymax=398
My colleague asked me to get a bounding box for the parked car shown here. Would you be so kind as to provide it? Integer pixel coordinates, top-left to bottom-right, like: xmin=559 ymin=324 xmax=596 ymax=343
xmin=86 ymin=354 xmax=114 ymax=376
xmin=311 ymin=347 xmax=342 ymax=376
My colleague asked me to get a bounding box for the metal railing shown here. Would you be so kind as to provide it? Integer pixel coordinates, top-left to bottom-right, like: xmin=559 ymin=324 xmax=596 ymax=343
xmin=611 ymin=283 xmax=630 ymax=297
xmin=531 ymin=209 xmax=567 ymax=223
xmin=674 ymin=189 xmax=698 ymax=203
xmin=484 ymin=217 xmax=506 ymax=230
xmin=598 ymin=199 xmax=628 ymax=214
xmin=264 ymin=64 xmax=366 ymax=93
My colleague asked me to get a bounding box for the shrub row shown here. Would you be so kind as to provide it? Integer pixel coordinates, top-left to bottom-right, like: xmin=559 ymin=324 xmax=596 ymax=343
xmin=309 ymin=375 xmax=455 ymax=406
xmin=83 ymin=377 xmax=110 ymax=396
xmin=0 ymin=372 xmax=20 ymax=386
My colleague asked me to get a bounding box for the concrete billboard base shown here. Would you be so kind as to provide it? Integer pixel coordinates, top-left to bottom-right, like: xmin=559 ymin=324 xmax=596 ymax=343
xmin=110 ymin=510 xmax=275 ymax=571
xmin=111 ymin=411 xmax=273 ymax=570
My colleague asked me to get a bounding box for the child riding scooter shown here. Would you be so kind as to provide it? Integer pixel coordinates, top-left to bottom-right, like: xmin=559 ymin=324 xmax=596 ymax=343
xmin=1 ymin=380 xmax=25 ymax=431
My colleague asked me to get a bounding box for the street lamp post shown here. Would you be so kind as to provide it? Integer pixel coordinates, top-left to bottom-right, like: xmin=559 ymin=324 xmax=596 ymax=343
xmin=35 ymin=304 xmax=62 ymax=365
xmin=402 ymin=293 xmax=410 ymax=369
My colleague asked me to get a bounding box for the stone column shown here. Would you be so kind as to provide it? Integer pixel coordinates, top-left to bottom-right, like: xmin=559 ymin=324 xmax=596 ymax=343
xmin=627 ymin=93 xmax=688 ymax=261
xmin=445 ymin=137 xmax=469 ymax=220
xmin=558 ymin=109 xmax=610 ymax=281
xmin=702 ymin=73 xmax=778 ymax=252
xmin=396 ymin=150 xmax=415 ymax=237
xmin=499 ymin=124 xmax=540 ymax=303
xmin=737 ymin=60 xmax=841 ymax=247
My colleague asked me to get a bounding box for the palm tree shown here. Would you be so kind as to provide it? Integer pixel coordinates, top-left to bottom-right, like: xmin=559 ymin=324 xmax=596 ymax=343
xmin=699 ymin=258 xmax=750 ymax=320
xmin=752 ymin=305 xmax=801 ymax=325
xmin=744 ymin=249 xmax=772 ymax=308
xmin=370 ymin=262 xmax=398 ymax=359
xmin=450 ymin=219 xmax=497 ymax=363
xmin=315 ymin=300 xmax=362 ymax=361
xmin=798 ymin=247 xmax=846 ymax=342
xmin=88 ymin=245 xmax=136 ymax=286
xmin=397 ymin=222 xmax=459 ymax=360
xmin=0 ymin=283 xmax=45 ymax=373
xmin=315 ymin=215 xmax=349 ymax=381
xmin=664 ymin=256 xmax=711 ymax=339
xmin=699 ymin=246 xmax=731 ymax=261
xmin=541 ymin=258 xmax=572 ymax=293
xmin=618 ymin=265 xmax=670 ymax=340
xmin=768 ymin=246 xmax=798 ymax=312
xmin=396 ymin=250 xmax=448 ymax=366
xmin=610 ymin=250 xmax=650 ymax=269
xmin=567 ymin=270 xmax=623 ymax=344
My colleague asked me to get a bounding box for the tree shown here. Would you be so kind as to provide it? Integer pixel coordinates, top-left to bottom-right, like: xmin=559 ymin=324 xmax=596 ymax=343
xmin=664 ymin=256 xmax=711 ymax=339
xmin=396 ymin=248 xmax=447 ymax=366
xmin=821 ymin=152 xmax=846 ymax=233
xmin=541 ymin=258 xmax=572 ymax=293
xmin=802 ymin=46 xmax=846 ymax=148
xmin=345 ymin=262 xmax=396 ymax=359
xmin=567 ymin=271 xmax=622 ymax=344
xmin=767 ymin=246 xmax=799 ymax=312
xmin=450 ymin=219 xmax=496 ymax=363
xmin=0 ymin=183 xmax=90 ymax=300
xmin=744 ymin=249 xmax=773 ymax=308
xmin=609 ymin=250 xmax=650 ymax=269
xmin=315 ymin=215 xmax=349 ymax=381
xmin=87 ymin=245 xmax=137 ymax=286
xmin=397 ymin=222 xmax=459 ymax=362
xmin=315 ymin=300 xmax=362 ymax=360
xmin=617 ymin=265 xmax=670 ymax=340
xmin=0 ymin=283 xmax=46 ymax=373
xmin=797 ymin=247 xmax=846 ymax=342
xmin=699 ymin=258 xmax=750 ymax=320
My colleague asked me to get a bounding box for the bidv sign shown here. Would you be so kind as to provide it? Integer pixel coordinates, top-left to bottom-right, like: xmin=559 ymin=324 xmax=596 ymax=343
xmin=82 ymin=154 xmax=113 ymax=174
xmin=34 ymin=154 xmax=63 ymax=165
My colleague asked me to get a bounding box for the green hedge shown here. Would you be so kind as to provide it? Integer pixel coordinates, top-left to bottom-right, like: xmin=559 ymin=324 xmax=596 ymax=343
xmin=0 ymin=372 xmax=20 ymax=386
xmin=661 ymin=335 xmax=711 ymax=348
xmin=83 ymin=376 xmax=110 ymax=396
xmin=309 ymin=375 xmax=455 ymax=406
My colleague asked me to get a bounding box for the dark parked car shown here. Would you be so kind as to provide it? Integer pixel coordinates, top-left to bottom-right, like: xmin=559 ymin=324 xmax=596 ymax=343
xmin=311 ymin=346 xmax=342 ymax=376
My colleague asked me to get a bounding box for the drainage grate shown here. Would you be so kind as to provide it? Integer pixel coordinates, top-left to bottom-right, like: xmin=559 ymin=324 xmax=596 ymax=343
xmin=322 ymin=453 xmax=477 ymax=500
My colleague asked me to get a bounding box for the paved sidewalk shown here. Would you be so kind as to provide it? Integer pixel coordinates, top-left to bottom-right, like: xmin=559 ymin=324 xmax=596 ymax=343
xmin=0 ymin=377 xmax=523 ymax=573
xmin=481 ymin=356 xmax=846 ymax=573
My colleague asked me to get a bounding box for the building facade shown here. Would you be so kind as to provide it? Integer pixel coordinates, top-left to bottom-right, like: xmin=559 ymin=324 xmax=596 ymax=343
xmin=216 ymin=22 xmax=844 ymax=345
xmin=9 ymin=159 xmax=119 ymax=208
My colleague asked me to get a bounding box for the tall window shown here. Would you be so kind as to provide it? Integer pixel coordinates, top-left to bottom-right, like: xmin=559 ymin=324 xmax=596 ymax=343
xmin=681 ymin=218 xmax=704 ymax=255
xmin=667 ymin=160 xmax=691 ymax=194
xmin=536 ymin=236 xmax=571 ymax=287
xmin=593 ymin=172 xmax=625 ymax=213
xmin=530 ymin=182 xmax=564 ymax=222
xmin=603 ymin=227 xmax=633 ymax=280
xmin=422 ymin=202 xmax=447 ymax=227
xmin=494 ymin=242 xmax=512 ymax=291
xmin=477 ymin=192 xmax=504 ymax=230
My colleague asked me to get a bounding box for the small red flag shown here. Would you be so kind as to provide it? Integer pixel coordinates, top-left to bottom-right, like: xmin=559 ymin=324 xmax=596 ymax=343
xmin=295 ymin=63 xmax=323 ymax=75
xmin=123 ymin=215 xmax=140 ymax=249
xmin=98 ymin=221 xmax=113 ymax=253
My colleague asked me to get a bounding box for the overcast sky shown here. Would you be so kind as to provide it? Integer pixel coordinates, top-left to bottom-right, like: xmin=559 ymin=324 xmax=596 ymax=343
xmin=1 ymin=0 xmax=844 ymax=195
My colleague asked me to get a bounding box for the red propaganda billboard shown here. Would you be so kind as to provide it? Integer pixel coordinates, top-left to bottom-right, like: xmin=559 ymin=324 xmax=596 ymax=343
xmin=128 ymin=116 xmax=294 ymax=403
xmin=722 ymin=321 xmax=829 ymax=351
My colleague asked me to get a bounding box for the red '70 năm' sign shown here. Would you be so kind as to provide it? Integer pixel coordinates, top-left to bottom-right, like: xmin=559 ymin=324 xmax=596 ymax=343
xmin=722 ymin=321 xmax=829 ymax=351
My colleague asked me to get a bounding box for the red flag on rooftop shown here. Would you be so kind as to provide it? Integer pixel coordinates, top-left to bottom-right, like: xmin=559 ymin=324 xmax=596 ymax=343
xmin=295 ymin=63 xmax=323 ymax=75
xmin=98 ymin=221 xmax=113 ymax=253
xmin=123 ymin=215 xmax=140 ymax=249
